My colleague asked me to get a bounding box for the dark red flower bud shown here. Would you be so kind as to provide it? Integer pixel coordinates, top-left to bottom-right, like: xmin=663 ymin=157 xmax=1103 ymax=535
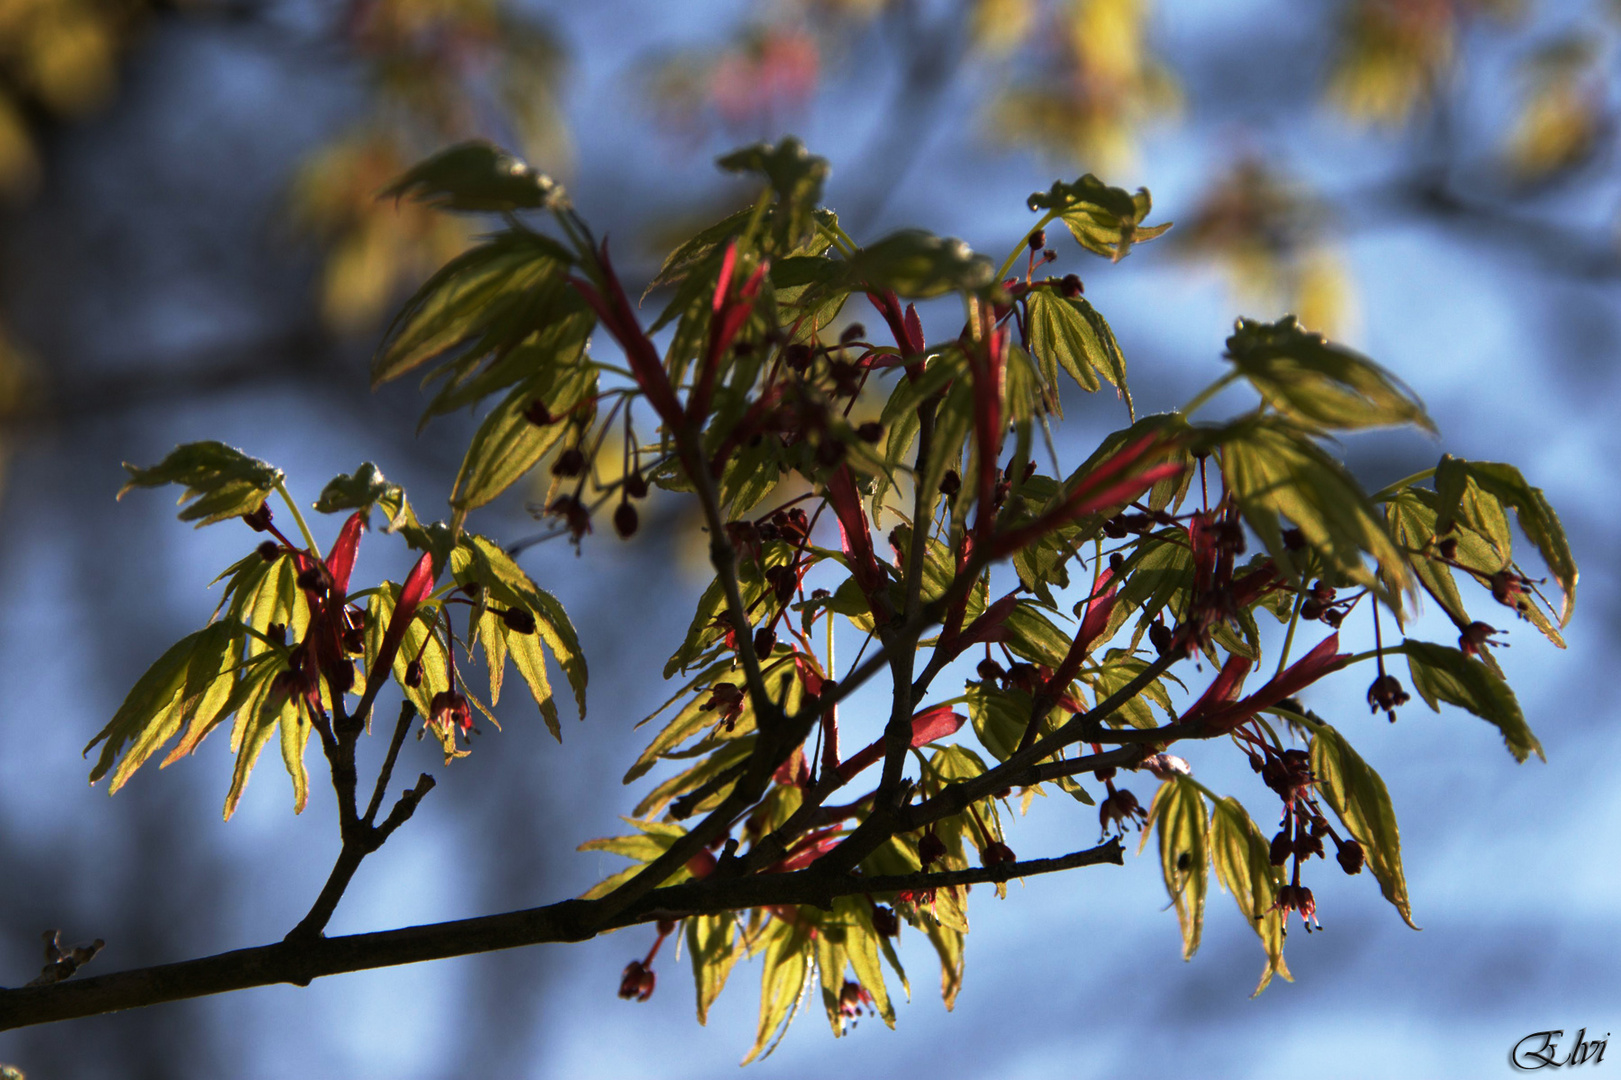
xmin=242 ymin=504 xmax=274 ymax=532
xmin=1460 ymin=621 xmax=1505 ymax=658
xmin=1436 ymin=536 xmax=1458 ymax=560
xmin=1367 ymin=674 xmax=1409 ymax=720
xmin=296 ymin=566 xmax=329 ymax=594
xmin=1490 ymin=569 xmax=1535 ymax=612
xmin=1301 ymin=597 xmax=1324 ymax=621
xmin=783 ymin=343 xmax=814 ymax=371
xmin=753 ymin=626 xmax=777 ymax=658
xmin=1270 ymin=829 xmax=1293 ymax=866
xmin=939 ymin=470 xmax=961 ymax=497
xmin=656 ymin=918 xmax=677 ymax=937
xmin=1281 ymin=527 xmax=1305 ymax=551
xmin=623 ymin=471 xmax=649 ymax=499
xmin=976 ymin=658 xmax=1005 ymax=683
xmin=501 ymin=607 xmax=537 ymax=635
xmin=871 ymin=904 xmax=899 ymax=938
xmin=981 ymin=841 xmax=1016 ymax=866
xmin=1099 ymin=786 xmax=1147 ymax=836
xmin=840 ymin=323 xmax=865 ymax=345
xmin=856 ymin=421 xmax=884 ymax=443
xmin=1103 ymin=516 xmax=1128 ymax=539
xmin=257 ymin=540 xmax=281 ymax=562
xmin=430 ymin=689 xmax=472 ymax=733
xmin=618 ymin=959 xmax=656 ymax=1001
xmin=1149 ymin=620 xmax=1175 ymax=657
xmin=546 ymin=496 xmax=592 ymax=543
xmin=838 ymin=980 xmax=875 ymax=1022
xmin=918 ymin=830 xmax=947 ymax=867
xmin=1095 ymin=765 xmax=1116 ymax=783
xmin=342 ymin=627 xmax=365 ymax=654
xmin=1335 ymin=837 xmax=1365 ymax=875
xmin=1029 ymin=228 xmax=1047 ymax=251
xmin=614 ymin=502 xmax=639 ymax=539
xmin=404 ymin=659 xmax=424 ymax=688
xmin=552 ymin=447 xmax=586 ymax=477
xmin=522 ymin=400 xmax=554 ymax=427
xmin=267 ymin=622 xmax=287 ymax=646
xmin=1060 ymin=274 xmax=1083 ymax=298
xmin=815 ymin=439 xmax=846 ymax=466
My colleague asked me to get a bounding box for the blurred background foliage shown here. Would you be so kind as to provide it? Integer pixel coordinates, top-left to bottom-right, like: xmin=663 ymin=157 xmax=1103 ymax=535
xmin=1 ymin=0 xmax=1617 ymax=470
xmin=0 ymin=0 xmax=1618 ymax=1076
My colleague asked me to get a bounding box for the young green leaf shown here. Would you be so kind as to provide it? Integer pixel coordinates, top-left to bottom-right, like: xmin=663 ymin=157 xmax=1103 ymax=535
xmin=1224 ymin=316 xmax=1436 ymax=433
xmin=1219 ymin=417 xmax=1412 ymax=609
xmin=836 ymin=897 xmax=896 ymax=1029
xmin=372 ymin=229 xmax=575 ymax=388
xmin=1434 ymin=455 xmax=1577 ymax=626
xmin=449 ymin=362 xmax=596 ymax=513
xmin=1207 ymin=796 xmax=1290 ymax=995
xmin=741 ymin=920 xmax=813 ymax=1064
xmin=381 ymin=140 xmax=565 ymax=213
xmin=923 ymin=920 xmax=965 ymax=1010
xmin=451 ymin=536 xmax=588 ymax=735
xmin=850 ymin=231 xmax=996 ymax=299
xmin=222 ymin=655 xmax=302 ymax=819
xmin=716 ymin=136 xmax=830 ymax=251
xmin=313 ymin=462 xmax=409 ymax=530
xmin=687 ymin=914 xmax=742 ymax=1026
xmin=1144 ymin=775 xmax=1209 ymax=960
xmin=1309 ymin=721 xmax=1418 ymax=928
xmin=119 ymin=442 xmax=284 ymax=527
xmin=1402 ymin=639 xmax=1543 ymax=762
xmin=85 ymin=622 xmax=245 ymax=790
xmin=1024 ymin=290 xmax=1134 ymax=417
xmin=1026 ymin=175 xmax=1171 ymax=261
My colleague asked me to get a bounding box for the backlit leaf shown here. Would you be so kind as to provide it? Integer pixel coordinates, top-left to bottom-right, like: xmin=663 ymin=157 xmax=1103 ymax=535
xmin=1144 ymin=775 xmax=1209 ymax=960
xmin=1024 ymin=290 xmax=1133 ymax=417
xmin=1220 ymin=417 xmax=1412 ymax=609
xmin=1026 ymin=175 xmax=1171 ymax=262
xmin=851 ymin=231 xmax=995 ymax=299
xmin=923 ymin=920 xmax=965 ymax=1009
xmin=450 ymin=360 xmax=596 ymax=512
xmin=381 ymin=141 xmax=565 ymax=213
xmin=1207 ymin=796 xmax=1291 ymax=995
xmin=1402 ymin=639 xmax=1542 ymax=763
xmin=119 ymin=442 xmax=283 ymax=527
xmin=1308 ymin=720 xmax=1417 ymax=928
xmin=451 ymin=536 xmax=587 ymax=736
xmin=688 ymin=914 xmax=741 ymax=1025
xmin=314 ymin=462 xmax=409 ymax=530
xmin=1224 ymin=316 xmax=1435 ymax=433
xmin=716 ymin=136 xmax=830 ymax=252
xmin=84 ymin=622 xmax=244 ymax=790
xmin=741 ymin=920 xmax=813 ymax=1064
xmin=372 ymin=229 xmax=574 ymax=388
xmin=1434 ymin=455 xmax=1576 ymax=626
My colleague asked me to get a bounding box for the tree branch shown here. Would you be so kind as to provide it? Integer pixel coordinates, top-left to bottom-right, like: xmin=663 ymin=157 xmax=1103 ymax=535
xmin=0 ymin=842 xmax=1123 ymax=1031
